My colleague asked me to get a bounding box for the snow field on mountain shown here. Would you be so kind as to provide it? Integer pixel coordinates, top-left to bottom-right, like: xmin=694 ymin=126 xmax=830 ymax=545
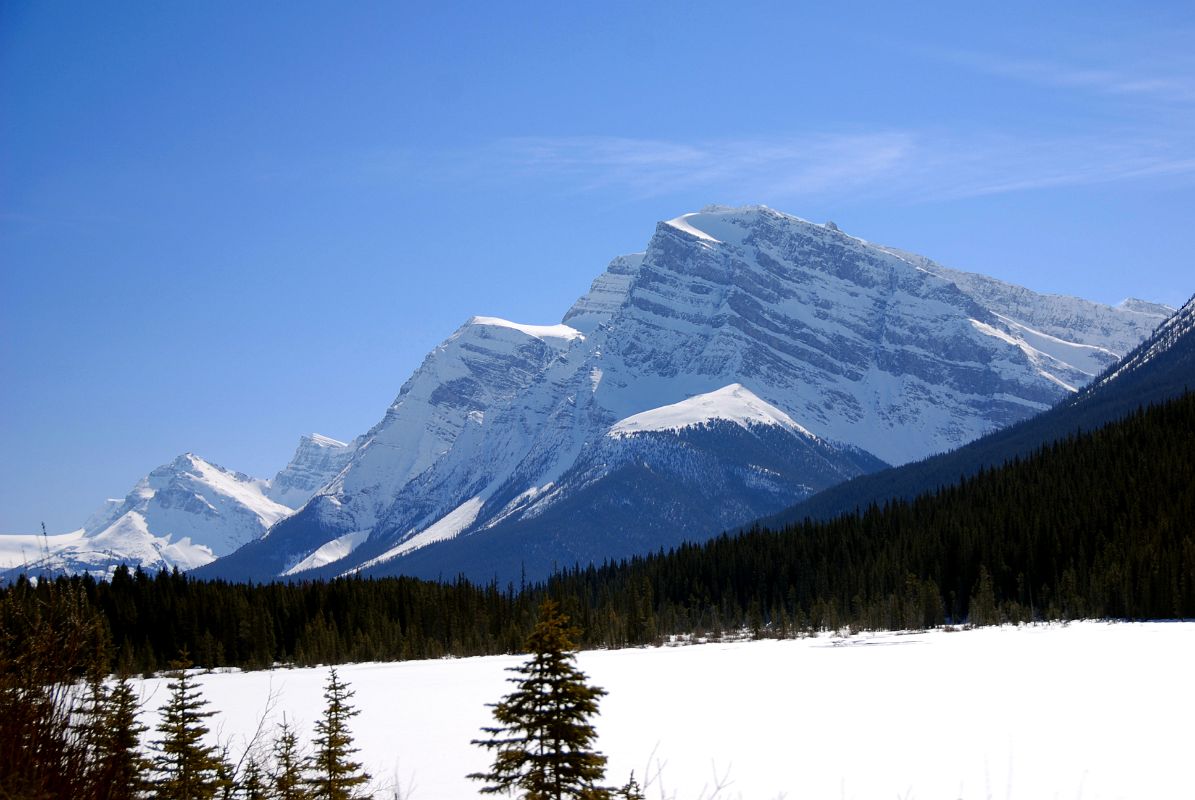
xmin=355 ymin=496 xmax=485 ymax=570
xmin=607 ymin=384 xmax=815 ymax=438
xmin=0 ymin=529 xmax=85 ymax=569
xmin=283 ymin=530 xmax=371 ymax=575
xmin=133 ymin=621 xmax=1192 ymax=799
xmin=468 ymin=316 xmax=585 ymax=342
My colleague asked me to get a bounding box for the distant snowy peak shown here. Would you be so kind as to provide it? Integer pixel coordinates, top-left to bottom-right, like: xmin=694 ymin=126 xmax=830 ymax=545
xmin=1118 ymin=297 xmax=1175 ymax=317
xmin=1086 ymin=293 xmax=1195 ymax=392
xmin=609 ymin=384 xmax=814 ymax=438
xmin=104 ymin=453 xmax=292 ymax=555
xmin=2 ymin=453 xmax=296 ymax=580
xmin=268 ymin=433 xmax=355 ymax=509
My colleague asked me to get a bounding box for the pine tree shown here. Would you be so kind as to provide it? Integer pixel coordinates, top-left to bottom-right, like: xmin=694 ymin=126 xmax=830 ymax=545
xmin=0 ymin=579 xmax=110 ymax=799
xmin=94 ymin=675 xmax=153 ymax=799
xmin=236 ymin=756 xmax=269 ymax=800
xmin=969 ymin=566 xmax=999 ymax=627
xmin=306 ymin=668 xmax=370 ymax=800
xmin=149 ymin=655 xmax=229 ymax=800
xmin=615 ymin=772 xmax=645 ymax=800
xmin=469 ymin=599 xmax=610 ymax=799
xmin=271 ymin=718 xmax=311 ymax=800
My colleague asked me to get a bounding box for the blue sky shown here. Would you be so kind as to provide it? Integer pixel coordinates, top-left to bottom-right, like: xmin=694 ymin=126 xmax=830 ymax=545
xmin=3 ymin=2 xmax=1194 ymax=533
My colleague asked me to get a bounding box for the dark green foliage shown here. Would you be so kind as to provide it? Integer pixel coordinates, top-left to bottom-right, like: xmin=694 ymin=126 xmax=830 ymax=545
xmin=271 ymin=718 xmax=311 ymax=800
xmin=470 ymin=600 xmax=609 ymax=799
xmin=0 ymin=580 xmax=111 ymax=799
xmin=540 ymin=391 xmax=1194 ymax=635
xmin=149 ymin=655 xmax=230 ymax=800
xmin=306 ymin=668 xmax=370 ymax=800
xmin=768 ymin=294 xmax=1195 ymax=529
xmin=615 ymin=772 xmax=645 ymax=800
xmin=234 ymin=757 xmax=269 ymax=800
xmin=92 ymin=675 xmax=153 ymax=799
xmin=2 ymin=393 xmax=1191 ymax=676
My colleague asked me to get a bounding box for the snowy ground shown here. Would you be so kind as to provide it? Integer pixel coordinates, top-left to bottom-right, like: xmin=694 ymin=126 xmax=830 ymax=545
xmin=134 ymin=621 xmax=1193 ymax=799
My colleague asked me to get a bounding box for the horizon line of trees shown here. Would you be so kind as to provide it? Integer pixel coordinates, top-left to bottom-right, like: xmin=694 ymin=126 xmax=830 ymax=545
xmin=2 ymin=582 xmax=643 ymax=800
xmin=2 ymin=392 xmax=1192 ymax=678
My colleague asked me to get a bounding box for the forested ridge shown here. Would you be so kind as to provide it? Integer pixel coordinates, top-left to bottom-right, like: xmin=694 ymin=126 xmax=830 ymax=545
xmin=3 ymin=392 xmax=1192 ymax=674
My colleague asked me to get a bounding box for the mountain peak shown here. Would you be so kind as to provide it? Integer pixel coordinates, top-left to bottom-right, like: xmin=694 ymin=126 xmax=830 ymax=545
xmin=267 ymin=432 xmax=357 ymax=510
xmin=608 ymin=383 xmax=814 ymax=438
xmin=21 ymin=203 xmax=1174 ymax=586
xmin=304 ymin=433 xmax=348 ymax=448
xmin=1117 ymin=297 xmax=1176 ymax=317
xmin=4 ymin=450 xmax=296 ymax=580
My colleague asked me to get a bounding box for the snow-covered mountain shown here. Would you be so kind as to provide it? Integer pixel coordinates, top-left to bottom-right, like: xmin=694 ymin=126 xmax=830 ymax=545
xmin=201 ymin=205 xmax=1171 ymax=583
xmin=267 ymin=433 xmax=355 ymax=508
xmin=1 ymin=435 xmax=352 ymax=580
xmin=766 ymin=291 xmax=1195 ymax=527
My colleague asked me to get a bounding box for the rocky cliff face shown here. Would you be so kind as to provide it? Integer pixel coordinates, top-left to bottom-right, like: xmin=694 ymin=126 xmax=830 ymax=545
xmin=201 ymin=206 xmax=1170 ymax=584
xmin=267 ymin=434 xmax=355 ymax=509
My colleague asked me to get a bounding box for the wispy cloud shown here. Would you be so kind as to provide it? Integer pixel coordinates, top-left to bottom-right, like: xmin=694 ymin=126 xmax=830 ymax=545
xmin=931 ymin=48 xmax=1195 ymax=105
xmin=491 ymin=133 xmax=918 ymax=199
xmin=467 ymin=131 xmax=1195 ymax=205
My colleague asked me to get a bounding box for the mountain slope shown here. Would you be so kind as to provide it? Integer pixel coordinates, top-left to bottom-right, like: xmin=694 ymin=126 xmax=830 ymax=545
xmin=202 ymin=205 xmax=1169 ymax=584
xmin=2 ymin=454 xmax=292 ymax=578
xmin=346 ymin=385 xmax=886 ymax=581
xmin=267 ymin=434 xmax=355 ymax=508
xmin=763 ymin=292 xmax=1195 ymax=526
xmin=1 ymin=433 xmax=354 ymax=580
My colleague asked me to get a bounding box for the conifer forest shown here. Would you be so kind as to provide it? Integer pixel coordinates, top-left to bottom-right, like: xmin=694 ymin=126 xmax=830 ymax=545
xmin=4 ymin=392 xmax=1192 ymax=678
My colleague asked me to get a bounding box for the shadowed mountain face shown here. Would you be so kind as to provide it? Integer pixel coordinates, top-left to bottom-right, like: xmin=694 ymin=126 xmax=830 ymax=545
xmin=763 ymin=292 xmax=1195 ymax=528
xmin=195 ymin=205 xmax=1169 ymax=585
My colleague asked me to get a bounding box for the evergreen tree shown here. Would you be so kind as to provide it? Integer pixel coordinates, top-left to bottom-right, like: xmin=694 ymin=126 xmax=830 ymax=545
xmin=235 ymin=756 xmax=269 ymax=800
xmin=469 ymin=599 xmax=609 ymax=799
xmin=271 ymin=718 xmax=311 ymax=800
xmin=0 ymin=579 xmax=111 ymax=799
xmin=306 ymin=668 xmax=370 ymax=800
xmin=76 ymin=674 xmax=114 ymax=783
xmin=615 ymin=772 xmax=645 ymax=800
xmin=94 ymin=675 xmax=153 ymax=799
xmin=150 ymin=655 xmax=229 ymax=800
xmin=969 ymin=566 xmax=999 ymax=627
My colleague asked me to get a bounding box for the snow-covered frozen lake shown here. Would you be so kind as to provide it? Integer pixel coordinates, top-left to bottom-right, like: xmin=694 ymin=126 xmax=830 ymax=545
xmin=135 ymin=621 xmax=1193 ymax=799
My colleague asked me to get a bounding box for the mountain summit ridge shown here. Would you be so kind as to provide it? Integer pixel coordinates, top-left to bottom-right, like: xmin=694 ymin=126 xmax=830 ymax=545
xmin=198 ymin=206 xmax=1170 ymax=583
xmin=2 ymin=206 xmax=1171 ymax=582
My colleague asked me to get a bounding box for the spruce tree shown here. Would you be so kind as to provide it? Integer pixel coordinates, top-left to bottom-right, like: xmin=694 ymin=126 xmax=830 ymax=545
xmin=95 ymin=675 xmax=153 ymax=799
xmin=235 ymin=756 xmax=269 ymax=800
xmin=149 ymin=655 xmax=229 ymax=800
xmin=615 ymin=772 xmax=645 ymax=800
xmin=469 ymin=599 xmax=609 ymax=799
xmin=969 ymin=566 xmax=999 ymax=627
xmin=306 ymin=668 xmax=370 ymax=800
xmin=270 ymin=717 xmax=311 ymax=800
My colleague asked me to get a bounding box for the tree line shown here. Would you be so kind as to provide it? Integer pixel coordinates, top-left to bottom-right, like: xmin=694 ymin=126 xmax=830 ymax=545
xmin=3 ymin=391 xmax=1192 ymax=679
xmin=1 ymin=581 xmax=639 ymax=800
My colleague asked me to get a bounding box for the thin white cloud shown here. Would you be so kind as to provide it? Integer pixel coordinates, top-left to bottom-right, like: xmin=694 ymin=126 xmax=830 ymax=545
xmin=931 ymin=49 xmax=1195 ymax=105
xmin=476 ymin=131 xmax=1195 ymax=204
xmin=494 ymin=133 xmax=918 ymax=199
